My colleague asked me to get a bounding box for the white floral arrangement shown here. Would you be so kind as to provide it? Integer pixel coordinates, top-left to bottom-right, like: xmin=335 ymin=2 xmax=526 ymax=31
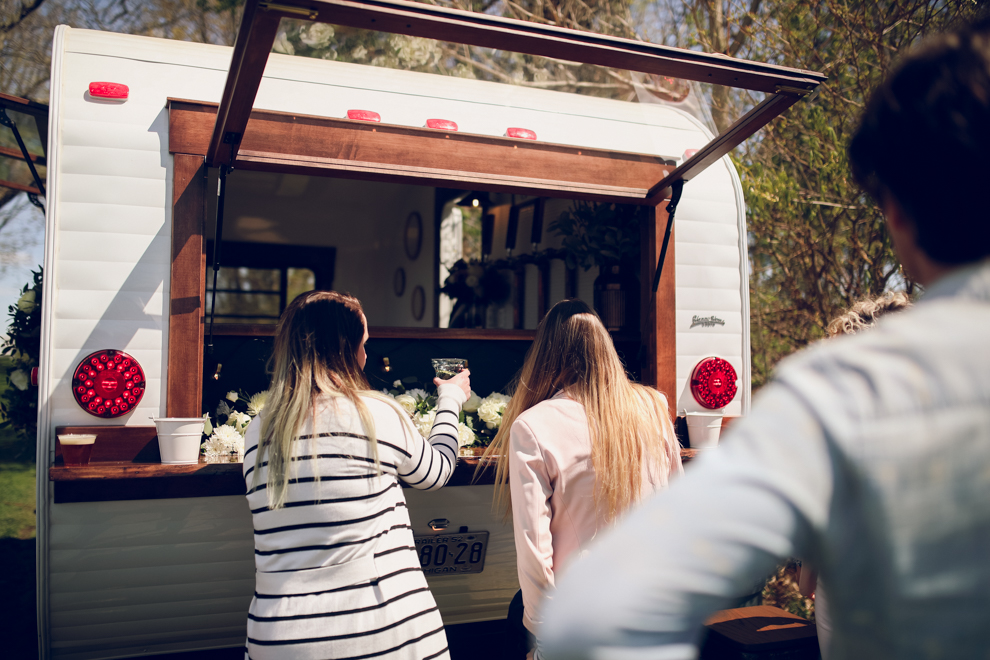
xmin=384 ymin=378 xmax=510 ymax=456
xmin=477 ymin=392 xmax=511 ymax=429
xmin=202 ymin=389 xmax=268 ymax=463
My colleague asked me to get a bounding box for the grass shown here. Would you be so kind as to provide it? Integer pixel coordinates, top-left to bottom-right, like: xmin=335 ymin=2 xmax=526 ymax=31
xmin=0 ymin=460 xmax=36 ymax=539
xmin=0 ymin=354 xmax=36 ymax=540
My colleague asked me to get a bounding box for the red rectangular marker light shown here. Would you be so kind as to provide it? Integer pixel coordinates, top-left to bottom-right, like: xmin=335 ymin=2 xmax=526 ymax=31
xmin=89 ymin=82 xmax=129 ymax=100
xmin=505 ymin=127 xmax=537 ymax=140
xmin=347 ymin=109 xmax=381 ymax=122
xmin=425 ymin=118 xmax=458 ymax=131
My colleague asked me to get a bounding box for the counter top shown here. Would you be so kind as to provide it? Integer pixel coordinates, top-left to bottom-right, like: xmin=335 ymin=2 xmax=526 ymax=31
xmin=50 ymin=453 xmax=498 ymax=503
xmin=50 ymin=425 xmax=698 ymax=504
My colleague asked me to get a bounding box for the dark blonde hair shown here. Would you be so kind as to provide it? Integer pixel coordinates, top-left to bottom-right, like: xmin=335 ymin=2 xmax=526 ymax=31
xmin=826 ymin=291 xmax=912 ymax=338
xmin=255 ymin=291 xmax=383 ymax=508
xmin=482 ymin=299 xmax=680 ymax=522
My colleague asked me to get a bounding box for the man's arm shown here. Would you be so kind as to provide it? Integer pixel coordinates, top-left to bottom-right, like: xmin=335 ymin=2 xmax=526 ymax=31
xmin=540 ymin=383 xmax=833 ymax=659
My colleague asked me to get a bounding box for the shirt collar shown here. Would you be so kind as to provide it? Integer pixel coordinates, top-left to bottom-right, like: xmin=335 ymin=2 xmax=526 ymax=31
xmin=921 ymin=257 xmax=990 ymax=305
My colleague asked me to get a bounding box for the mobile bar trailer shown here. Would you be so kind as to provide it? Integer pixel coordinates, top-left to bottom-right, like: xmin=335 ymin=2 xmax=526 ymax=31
xmin=35 ymin=2 xmax=824 ymax=657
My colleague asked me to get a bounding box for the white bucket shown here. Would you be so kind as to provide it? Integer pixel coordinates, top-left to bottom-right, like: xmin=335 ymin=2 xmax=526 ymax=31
xmin=151 ymin=417 xmax=205 ymax=464
xmin=686 ymin=411 xmax=723 ymax=450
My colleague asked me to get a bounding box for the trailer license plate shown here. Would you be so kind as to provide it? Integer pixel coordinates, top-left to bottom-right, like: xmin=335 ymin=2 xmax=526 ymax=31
xmin=414 ymin=531 xmax=489 ymax=575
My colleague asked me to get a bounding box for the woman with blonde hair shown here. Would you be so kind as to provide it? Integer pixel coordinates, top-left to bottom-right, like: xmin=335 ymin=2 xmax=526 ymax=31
xmin=482 ymin=299 xmax=682 ymax=657
xmin=243 ymin=290 xmax=471 ymax=660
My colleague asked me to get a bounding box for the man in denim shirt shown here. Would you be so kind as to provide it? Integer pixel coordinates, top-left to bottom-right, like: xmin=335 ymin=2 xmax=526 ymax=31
xmin=541 ymin=18 xmax=990 ymax=660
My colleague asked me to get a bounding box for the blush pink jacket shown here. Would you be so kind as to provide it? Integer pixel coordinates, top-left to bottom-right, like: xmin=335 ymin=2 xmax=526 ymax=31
xmin=508 ymin=391 xmax=682 ymax=634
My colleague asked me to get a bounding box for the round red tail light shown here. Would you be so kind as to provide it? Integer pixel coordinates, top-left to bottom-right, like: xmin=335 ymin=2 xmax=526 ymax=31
xmin=690 ymin=357 xmax=738 ymax=410
xmin=71 ymin=349 xmax=145 ymax=418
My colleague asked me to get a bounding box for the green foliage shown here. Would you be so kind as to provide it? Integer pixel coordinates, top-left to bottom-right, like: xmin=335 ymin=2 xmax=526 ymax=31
xmin=685 ymin=0 xmax=981 ymax=388
xmin=761 ymin=560 xmax=815 ymax=621
xmin=549 ymin=202 xmax=641 ymax=271
xmin=0 ymin=268 xmax=41 ymax=459
xmin=273 ymin=1 xmax=687 ymax=100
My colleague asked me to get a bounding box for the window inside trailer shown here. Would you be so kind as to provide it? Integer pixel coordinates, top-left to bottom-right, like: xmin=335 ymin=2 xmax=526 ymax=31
xmin=205 ymin=266 xmax=316 ymax=324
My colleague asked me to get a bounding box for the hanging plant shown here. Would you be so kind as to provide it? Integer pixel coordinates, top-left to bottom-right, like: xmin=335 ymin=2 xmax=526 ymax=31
xmin=549 ymin=202 xmax=642 ymax=270
xmin=1 ymin=268 xmax=42 ymax=458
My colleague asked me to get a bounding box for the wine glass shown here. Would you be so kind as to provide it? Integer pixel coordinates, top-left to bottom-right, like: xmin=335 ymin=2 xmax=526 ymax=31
xmin=432 ymin=358 xmax=468 ymax=380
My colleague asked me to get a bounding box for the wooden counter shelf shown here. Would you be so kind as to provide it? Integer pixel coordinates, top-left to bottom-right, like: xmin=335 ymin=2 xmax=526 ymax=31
xmin=50 ymin=425 xmax=699 ymax=504
xmin=50 ymin=425 xmax=500 ymax=503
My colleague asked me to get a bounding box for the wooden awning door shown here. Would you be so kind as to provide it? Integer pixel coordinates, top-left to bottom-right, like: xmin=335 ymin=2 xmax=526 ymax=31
xmin=201 ymin=0 xmax=826 ymax=204
xmin=168 ymin=99 xmax=677 ymax=204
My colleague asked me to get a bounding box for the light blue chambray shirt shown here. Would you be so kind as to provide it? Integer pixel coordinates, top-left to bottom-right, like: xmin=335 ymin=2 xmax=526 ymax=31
xmin=541 ymin=258 xmax=990 ymax=660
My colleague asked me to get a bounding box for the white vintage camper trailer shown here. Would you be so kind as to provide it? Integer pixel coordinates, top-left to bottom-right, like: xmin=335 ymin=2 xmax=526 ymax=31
xmin=33 ymin=8 xmax=825 ymax=657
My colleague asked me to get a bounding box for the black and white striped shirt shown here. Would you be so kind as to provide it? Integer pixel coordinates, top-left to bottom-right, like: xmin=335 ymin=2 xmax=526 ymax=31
xmin=242 ymin=385 xmax=464 ymax=660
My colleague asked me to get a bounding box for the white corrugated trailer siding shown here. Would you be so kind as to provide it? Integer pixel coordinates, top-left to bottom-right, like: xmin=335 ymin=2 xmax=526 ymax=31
xmin=38 ymin=27 xmax=750 ymax=659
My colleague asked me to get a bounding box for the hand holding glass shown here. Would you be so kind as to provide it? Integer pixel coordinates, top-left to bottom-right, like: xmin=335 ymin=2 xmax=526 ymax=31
xmin=433 ymin=359 xmax=471 ymax=399
xmin=432 ymin=358 xmax=468 ymax=380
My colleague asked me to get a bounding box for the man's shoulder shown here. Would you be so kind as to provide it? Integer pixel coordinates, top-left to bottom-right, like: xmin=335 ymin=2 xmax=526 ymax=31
xmin=775 ymin=299 xmax=990 ymax=422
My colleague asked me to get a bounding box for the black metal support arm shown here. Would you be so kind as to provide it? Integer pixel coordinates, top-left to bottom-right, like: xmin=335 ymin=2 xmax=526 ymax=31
xmin=652 ymin=179 xmax=684 ymax=294
xmin=0 ymin=107 xmax=46 ymax=207
xmin=207 ymin=165 xmax=229 ymax=353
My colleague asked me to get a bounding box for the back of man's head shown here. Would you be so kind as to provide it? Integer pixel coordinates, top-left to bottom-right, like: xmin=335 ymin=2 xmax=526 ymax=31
xmin=850 ymin=17 xmax=990 ymax=264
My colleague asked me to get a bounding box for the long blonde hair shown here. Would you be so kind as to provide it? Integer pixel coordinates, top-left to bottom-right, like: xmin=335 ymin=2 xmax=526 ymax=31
xmin=254 ymin=290 xmax=379 ymax=509
xmin=482 ymin=299 xmax=680 ymax=523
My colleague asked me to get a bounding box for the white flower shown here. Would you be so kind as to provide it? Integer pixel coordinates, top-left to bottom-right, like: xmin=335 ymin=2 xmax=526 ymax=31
xmin=395 ymin=394 xmax=418 ymax=414
xmin=393 ymin=379 xmax=403 ymax=388
xmin=462 ymin=390 xmax=482 ymax=413
xmin=478 ymin=392 xmax=511 ymax=428
xmin=210 ymin=424 xmax=242 ymax=452
xmin=405 ymin=388 xmax=428 ymax=402
xmin=273 ymin=31 xmax=295 ymax=56
xmin=9 ymin=369 xmax=29 ymax=391
xmin=16 ymin=289 xmax=36 ymax=313
xmin=457 ymin=422 xmax=476 ymax=448
xmin=247 ymin=390 xmax=268 ymax=417
xmin=413 ymin=409 xmax=437 ymax=438
xmin=202 ymin=435 xmax=228 ymax=460
xmin=351 ymin=45 xmax=368 ymax=60
xmin=217 ymin=400 xmax=232 ymax=417
xmin=202 ymin=413 xmax=212 ymax=436
xmin=225 ymin=391 xmax=238 ymax=403
xmin=227 ymin=411 xmax=252 ymax=434
xmin=300 ymin=22 xmax=334 ymax=48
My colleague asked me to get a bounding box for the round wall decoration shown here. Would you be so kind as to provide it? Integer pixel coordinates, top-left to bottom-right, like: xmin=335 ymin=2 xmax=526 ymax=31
xmin=72 ymin=349 xmax=145 ymax=418
xmin=393 ymin=267 xmax=406 ymax=296
xmin=689 ymin=356 xmax=738 ymax=410
xmin=411 ymin=285 xmax=426 ymax=321
xmin=404 ymin=211 xmax=423 ymax=260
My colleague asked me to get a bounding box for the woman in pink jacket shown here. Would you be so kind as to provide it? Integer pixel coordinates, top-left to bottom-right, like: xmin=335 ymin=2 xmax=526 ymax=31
xmin=483 ymin=299 xmax=682 ymax=658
